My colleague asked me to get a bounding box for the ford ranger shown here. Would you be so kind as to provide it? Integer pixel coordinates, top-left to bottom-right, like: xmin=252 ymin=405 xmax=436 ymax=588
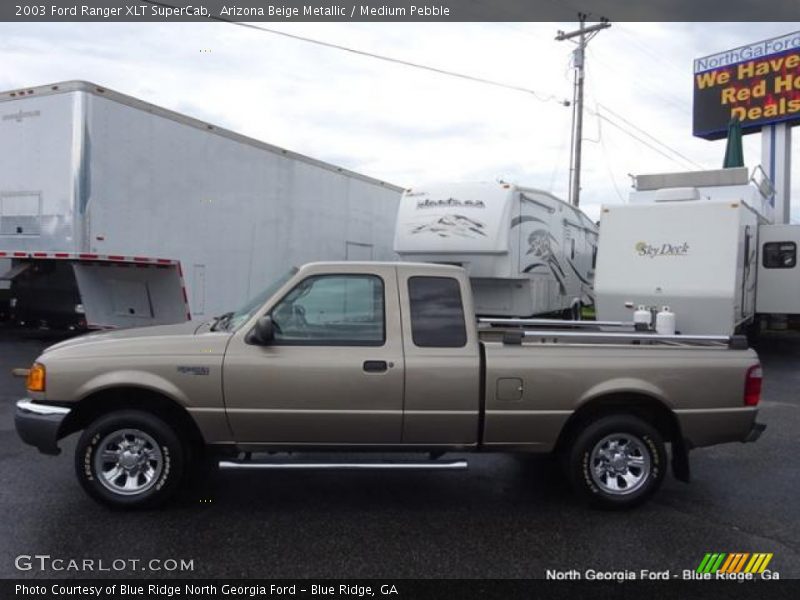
xmin=15 ymin=262 xmax=765 ymax=509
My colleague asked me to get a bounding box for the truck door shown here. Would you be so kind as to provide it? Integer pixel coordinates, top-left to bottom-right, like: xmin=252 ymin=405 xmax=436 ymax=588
xmin=222 ymin=266 xmax=404 ymax=444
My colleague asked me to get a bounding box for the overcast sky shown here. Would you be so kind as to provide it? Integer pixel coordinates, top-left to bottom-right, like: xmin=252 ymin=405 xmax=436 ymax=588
xmin=2 ymin=21 xmax=800 ymax=221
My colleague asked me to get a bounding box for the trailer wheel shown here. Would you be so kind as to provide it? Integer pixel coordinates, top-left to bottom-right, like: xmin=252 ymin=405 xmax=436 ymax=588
xmin=75 ymin=410 xmax=185 ymax=509
xmin=566 ymin=414 xmax=666 ymax=509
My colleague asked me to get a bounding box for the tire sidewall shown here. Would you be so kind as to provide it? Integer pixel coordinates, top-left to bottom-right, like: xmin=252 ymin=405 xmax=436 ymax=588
xmin=76 ymin=410 xmax=184 ymax=509
xmin=570 ymin=415 xmax=666 ymax=509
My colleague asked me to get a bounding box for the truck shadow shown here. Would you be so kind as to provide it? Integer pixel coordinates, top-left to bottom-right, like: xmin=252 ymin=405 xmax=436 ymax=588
xmin=173 ymin=454 xmax=576 ymax=513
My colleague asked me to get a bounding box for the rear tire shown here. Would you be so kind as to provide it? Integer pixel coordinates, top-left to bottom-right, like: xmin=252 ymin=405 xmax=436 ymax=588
xmin=566 ymin=414 xmax=666 ymax=509
xmin=75 ymin=410 xmax=185 ymax=509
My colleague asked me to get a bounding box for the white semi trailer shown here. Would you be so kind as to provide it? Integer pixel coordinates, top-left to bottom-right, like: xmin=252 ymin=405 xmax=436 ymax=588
xmin=595 ymin=167 xmax=800 ymax=335
xmin=393 ymin=182 xmax=598 ymax=317
xmin=0 ymin=81 xmax=402 ymax=330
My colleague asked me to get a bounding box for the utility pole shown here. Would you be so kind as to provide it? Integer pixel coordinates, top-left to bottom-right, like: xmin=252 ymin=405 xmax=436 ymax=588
xmin=557 ymin=14 xmax=611 ymax=207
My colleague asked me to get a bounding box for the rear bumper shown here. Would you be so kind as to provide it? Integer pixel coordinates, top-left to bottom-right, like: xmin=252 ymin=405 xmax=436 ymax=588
xmin=744 ymin=421 xmax=766 ymax=443
xmin=15 ymin=399 xmax=71 ymax=455
xmin=676 ymin=408 xmax=763 ymax=448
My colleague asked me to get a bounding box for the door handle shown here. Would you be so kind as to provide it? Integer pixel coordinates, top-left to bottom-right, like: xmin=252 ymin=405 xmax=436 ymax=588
xmin=363 ymin=360 xmax=388 ymax=373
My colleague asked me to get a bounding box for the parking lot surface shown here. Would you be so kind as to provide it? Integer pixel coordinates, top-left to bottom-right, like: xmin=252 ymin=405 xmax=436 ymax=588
xmin=1 ymin=329 xmax=798 ymax=579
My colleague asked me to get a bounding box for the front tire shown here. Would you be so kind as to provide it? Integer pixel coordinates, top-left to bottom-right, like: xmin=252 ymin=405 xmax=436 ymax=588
xmin=75 ymin=410 xmax=185 ymax=509
xmin=566 ymin=414 xmax=666 ymax=509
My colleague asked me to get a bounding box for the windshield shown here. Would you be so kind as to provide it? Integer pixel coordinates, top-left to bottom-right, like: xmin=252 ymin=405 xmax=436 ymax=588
xmin=217 ymin=267 xmax=298 ymax=332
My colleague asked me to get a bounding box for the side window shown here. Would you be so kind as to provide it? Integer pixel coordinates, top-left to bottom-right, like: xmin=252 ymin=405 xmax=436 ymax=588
xmin=408 ymin=277 xmax=467 ymax=348
xmin=271 ymin=275 xmax=384 ymax=345
xmin=762 ymin=242 xmax=797 ymax=269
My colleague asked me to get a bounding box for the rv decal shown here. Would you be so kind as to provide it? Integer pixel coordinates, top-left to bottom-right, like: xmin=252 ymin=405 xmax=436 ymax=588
xmin=409 ymin=214 xmax=487 ymax=238
xmin=510 ymin=215 xmax=547 ymax=228
xmin=526 ymin=229 xmax=555 ymax=259
xmin=2 ymin=109 xmax=41 ymax=123
xmin=519 ymin=194 xmax=556 ymax=214
xmin=521 ymin=230 xmax=568 ymax=296
xmin=524 ymin=259 xmax=567 ymax=295
xmin=566 ymin=258 xmax=593 ymax=287
xmin=416 ymin=198 xmax=486 ymax=209
xmin=635 ymin=241 xmax=690 ymax=258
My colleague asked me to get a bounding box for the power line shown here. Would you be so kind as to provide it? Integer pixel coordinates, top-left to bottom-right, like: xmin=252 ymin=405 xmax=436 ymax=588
xmin=596 ymin=103 xmax=705 ymax=169
xmin=586 ymin=47 xmax=691 ymax=114
xmin=588 ymin=108 xmax=698 ymax=171
xmin=141 ymin=1 xmax=568 ymax=105
xmin=595 ymin=107 xmax=627 ymax=203
xmin=615 ymin=24 xmax=688 ymax=80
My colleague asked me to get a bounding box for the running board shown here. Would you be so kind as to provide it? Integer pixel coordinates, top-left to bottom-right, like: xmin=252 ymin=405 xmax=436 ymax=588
xmin=218 ymin=459 xmax=468 ymax=471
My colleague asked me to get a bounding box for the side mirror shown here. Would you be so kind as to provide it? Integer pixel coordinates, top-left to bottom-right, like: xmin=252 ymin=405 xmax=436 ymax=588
xmin=246 ymin=315 xmax=275 ymax=345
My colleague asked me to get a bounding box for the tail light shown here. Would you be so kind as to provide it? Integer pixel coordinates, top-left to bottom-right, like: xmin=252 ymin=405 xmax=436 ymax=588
xmin=744 ymin=365 xmax=762 ymax=406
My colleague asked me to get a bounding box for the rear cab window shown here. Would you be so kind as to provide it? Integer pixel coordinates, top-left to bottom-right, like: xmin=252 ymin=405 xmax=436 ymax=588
xmin=408 ymin=276 xmax=467 ymax=348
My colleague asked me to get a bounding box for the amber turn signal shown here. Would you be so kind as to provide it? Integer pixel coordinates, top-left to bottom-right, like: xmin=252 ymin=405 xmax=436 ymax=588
xmin=26 ymin=363 xmax=46 ymax=392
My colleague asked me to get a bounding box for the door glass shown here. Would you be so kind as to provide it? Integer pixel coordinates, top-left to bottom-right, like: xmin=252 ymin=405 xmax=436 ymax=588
xmin=408 ymin=276 xmax=467 ymax=348
xmin=272 ymin=275 xmax=385 ymax=345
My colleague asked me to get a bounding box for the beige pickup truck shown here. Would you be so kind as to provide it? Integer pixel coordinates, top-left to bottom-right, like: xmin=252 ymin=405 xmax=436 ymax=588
xmin=15 ymin=262 xmax=765 ymax=509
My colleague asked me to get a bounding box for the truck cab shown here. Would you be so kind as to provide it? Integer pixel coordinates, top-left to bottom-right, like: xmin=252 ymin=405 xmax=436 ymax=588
xmin=221 ymin=262 xmax=481 ymax=446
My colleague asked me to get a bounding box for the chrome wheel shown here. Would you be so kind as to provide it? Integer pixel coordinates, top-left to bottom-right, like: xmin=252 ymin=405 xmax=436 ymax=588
xmin=589 ymin=433 xmax=651 ymax=496
xmin=94 ymin=429 xmax=163 ymax=496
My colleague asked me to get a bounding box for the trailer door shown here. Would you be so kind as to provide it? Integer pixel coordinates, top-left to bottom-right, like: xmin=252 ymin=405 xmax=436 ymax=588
xmin=756 ymin=224 xmax=800 ymax=314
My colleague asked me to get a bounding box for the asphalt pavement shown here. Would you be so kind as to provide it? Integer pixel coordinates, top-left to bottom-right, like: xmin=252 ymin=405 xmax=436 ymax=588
xmin=0 ymin=328 xmax=798 ymax=579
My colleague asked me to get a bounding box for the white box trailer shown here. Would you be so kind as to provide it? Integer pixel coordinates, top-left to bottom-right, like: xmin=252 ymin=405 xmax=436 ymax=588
xmin=595 ymin=167 xmax=800 ymax=335
xmin=393 ymin=182 xmax=598 ymax=317
xmin=0 ymin=81 xmax=402 ymax=329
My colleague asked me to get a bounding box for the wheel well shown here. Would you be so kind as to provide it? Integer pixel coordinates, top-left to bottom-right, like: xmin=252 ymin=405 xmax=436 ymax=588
xmin=554 ymin=393 xmax=681 ymax=454
xmin=59 ymin=387 xmax=205 ymax=450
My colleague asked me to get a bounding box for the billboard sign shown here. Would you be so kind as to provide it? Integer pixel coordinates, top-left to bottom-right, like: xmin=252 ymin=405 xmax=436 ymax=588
xmin=693 ymin=31 xmax=800 ymax=140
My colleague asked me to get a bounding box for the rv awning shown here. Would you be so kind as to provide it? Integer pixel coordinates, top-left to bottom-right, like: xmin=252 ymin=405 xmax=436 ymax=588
xmin=0 ymin=262 xmax=31 ymax=281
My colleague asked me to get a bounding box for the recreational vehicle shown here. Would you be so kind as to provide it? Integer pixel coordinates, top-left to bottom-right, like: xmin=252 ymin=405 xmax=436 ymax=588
xmin=595 ymin=167 xmax=800 ymax=335
xmin=0 ymin=81 xmax=402 ymax=329
xmin=393 ymin=182 xmax=598 ymax=317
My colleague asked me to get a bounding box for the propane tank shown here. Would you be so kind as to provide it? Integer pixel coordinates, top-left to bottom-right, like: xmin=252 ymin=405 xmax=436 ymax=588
xmin=633 ymin=305 xmax=652 ymax=330
xmin=655 ymin=306 xmax=676 ymax=335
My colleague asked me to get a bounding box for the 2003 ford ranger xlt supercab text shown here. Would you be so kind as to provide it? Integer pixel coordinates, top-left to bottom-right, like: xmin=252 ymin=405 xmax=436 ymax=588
xmin=15 ymin=262 xmax=766 ymax=509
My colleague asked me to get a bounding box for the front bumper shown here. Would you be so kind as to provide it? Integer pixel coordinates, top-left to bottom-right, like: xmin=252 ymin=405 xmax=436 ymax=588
xmin=15 ymin=399 xmax=71 ymax=455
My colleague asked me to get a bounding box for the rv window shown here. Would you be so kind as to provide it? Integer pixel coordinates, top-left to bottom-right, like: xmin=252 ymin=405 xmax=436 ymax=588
xmin=408 ymin=277 xmax=467 ymax=348
xmin=762 ymin=242 xmax=797 ymax=269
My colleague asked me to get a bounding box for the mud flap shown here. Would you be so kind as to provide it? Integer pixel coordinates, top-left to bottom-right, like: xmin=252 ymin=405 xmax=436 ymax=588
xmin=671 ymin=438 xmax=691 ymax=483
xmin=72 ymin=262 xmax=188 ymax=328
